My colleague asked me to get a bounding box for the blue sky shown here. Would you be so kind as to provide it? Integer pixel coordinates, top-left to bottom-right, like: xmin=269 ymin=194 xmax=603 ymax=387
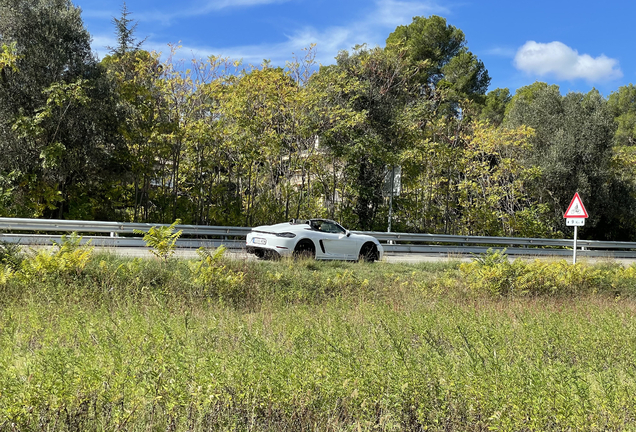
xmin=78 ymin=0 xmax=635 ymax=97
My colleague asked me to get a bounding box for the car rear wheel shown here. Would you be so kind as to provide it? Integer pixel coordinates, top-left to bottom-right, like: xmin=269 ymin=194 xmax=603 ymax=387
xmin=254 ymin=248 xmax=280 ymax=260
xmin=358 ymin=243 xmax=379 ymax=263
xmin=293 ymin=239 xmax=315 ymax=259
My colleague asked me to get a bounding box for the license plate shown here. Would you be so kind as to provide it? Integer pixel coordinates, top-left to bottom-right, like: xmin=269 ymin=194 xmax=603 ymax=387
xmin=252 ymin=237 xmax=266 ymax=245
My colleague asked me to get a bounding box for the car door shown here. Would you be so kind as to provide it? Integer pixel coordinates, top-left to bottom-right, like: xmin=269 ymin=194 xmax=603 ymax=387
xmin=317 ymin=221 xmax=358 ymax=259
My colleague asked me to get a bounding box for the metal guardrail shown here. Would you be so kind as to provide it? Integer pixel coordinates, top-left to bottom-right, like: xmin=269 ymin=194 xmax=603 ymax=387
xmin=1 ymin=217 xmax=636 ymax=258
xmin=0 ymin=217 xmax=250 ymax=250
xmin=0 ymin=217 xmax=252 ymax=237
xmin=0 ymin=234 xmax=246 ymax=249
xmin=354 ymin=231 xmax=636 ymax=258
xmin=356 ymin=231 xmax=636 ymax=252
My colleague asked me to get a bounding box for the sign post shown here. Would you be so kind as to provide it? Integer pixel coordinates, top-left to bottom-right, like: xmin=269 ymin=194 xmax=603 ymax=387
xmin=564 ymin=192 xmax=588 ymax=264
xmin=383 ymin=166 xmax=401 ymax=243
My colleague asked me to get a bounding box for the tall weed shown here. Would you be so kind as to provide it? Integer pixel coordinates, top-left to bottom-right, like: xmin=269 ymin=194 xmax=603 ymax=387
xmin=5 ymin=297 xmax=636 ymax=430
xmin=6 ymin=248 xmax=636 ymax=429
xmin=188 ymin=246 xmax=246 ymax=304
xmin=0 ymin=241 xmax=23 ymax=270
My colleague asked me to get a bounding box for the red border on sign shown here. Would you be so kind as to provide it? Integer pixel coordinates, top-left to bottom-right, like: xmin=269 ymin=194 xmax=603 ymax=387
xmin=564 ymin=192 xmax=588 ymax=218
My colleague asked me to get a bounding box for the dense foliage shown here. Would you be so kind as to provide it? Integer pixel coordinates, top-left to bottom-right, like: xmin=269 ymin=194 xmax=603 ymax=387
xmin=1 ymin=0 xmax=635 ymax=240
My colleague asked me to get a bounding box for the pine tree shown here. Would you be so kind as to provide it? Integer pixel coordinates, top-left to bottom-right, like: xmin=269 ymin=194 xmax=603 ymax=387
xmin=108 ymin=2 xmax=145 ymax=57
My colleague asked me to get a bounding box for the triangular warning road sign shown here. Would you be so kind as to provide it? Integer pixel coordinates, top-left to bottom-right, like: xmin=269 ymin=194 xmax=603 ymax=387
xmin=564 ymin=192 xmax=588 ymax=218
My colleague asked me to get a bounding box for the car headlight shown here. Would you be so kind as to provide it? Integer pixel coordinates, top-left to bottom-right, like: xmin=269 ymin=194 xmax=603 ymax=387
xmin=275 ymin=232 xmax=296 ymax=238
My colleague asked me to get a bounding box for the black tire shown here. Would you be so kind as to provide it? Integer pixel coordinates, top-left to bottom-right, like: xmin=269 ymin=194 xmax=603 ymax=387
xmin=358 ymin=243 xmax=379 ymax=263
xmin=293 ymin=239 xmax=316 ymax=259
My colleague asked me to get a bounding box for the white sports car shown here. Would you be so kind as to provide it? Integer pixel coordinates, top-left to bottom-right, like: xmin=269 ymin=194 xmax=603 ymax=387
xmin=245 ymin=219 xmax=384 ymax=262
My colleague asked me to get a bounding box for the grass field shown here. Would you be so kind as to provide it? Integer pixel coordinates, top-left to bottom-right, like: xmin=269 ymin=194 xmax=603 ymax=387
xmin=3 ymin=243 xmax=636 ymax=431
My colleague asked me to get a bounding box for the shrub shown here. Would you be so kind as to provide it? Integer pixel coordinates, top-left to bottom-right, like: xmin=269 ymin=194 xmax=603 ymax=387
xmin=18 ymin=233 xmax=93 ymax=282
xmin=459 ymin=250 xmax=628 ymax=297
xmin=134 ymin=219 xmax=183 ymax=261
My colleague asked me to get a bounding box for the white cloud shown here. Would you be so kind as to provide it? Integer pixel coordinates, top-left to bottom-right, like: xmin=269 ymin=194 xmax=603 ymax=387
xmin=513 ymin=41 xmax=622 ymax=82
xmin=172 ymin=0 xmax=448 ymax=57
xmin=162 ymin=0 xmax=291 ymax=20
xmin=83 ymin=0 xmax=292 ymax=26
xmin=210 ymin=0 xmax=450 ymax=65
xmin=484 ymin=46 xmax=516 ymax=58
xmin=148 ymin=0 xmax=293 ymax=23
xmin=372 ymin=0 xmax=449 ymax=28
xmin=88 ymin=0 xmax=450 ymax=65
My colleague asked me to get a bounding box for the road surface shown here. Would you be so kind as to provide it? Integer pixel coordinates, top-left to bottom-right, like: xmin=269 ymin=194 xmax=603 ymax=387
xmin=86 ymin=247 xmax=636 ymax=265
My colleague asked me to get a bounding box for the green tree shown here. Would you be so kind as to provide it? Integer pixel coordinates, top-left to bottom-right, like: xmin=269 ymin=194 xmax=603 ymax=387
xmin=478 ymin=88 xmax=511 ymax=126
xmin=457 ymin=122 xmax=550 ymax=237
xmin=608 ymin=84 xmax=636 ymax=147
xmin=159 ymin=50 xmax=238 ymax=225
xmin=215 ymin=53 xmax=326 ymax=226
xmin=386 ymin=15 xmax=490 ymax=103
xmin=102 ymin=48 xmax=168 ymax=222
xmin=506 ymin=83 xmax=635 ymax=239
xmin=312 ymin=45 xmax=420 ymax=229
xmin=0 ymin=0 xmax=123 ymax=218
xmin=108 ymin=2 xmax=145 ymax=57
xmin=0 ymin=41 xmax=19 ymax=79
xmin=395 ymin=105 xmax=553 ymax=238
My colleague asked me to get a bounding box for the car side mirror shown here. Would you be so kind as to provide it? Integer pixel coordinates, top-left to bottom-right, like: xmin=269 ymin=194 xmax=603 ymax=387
xmin=346 ymin=231 xmax=351 ymax=237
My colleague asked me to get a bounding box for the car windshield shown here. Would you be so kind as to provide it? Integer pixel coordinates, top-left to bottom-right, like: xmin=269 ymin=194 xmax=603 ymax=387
xmin=312 ymin=220 xmax=345 ymax=234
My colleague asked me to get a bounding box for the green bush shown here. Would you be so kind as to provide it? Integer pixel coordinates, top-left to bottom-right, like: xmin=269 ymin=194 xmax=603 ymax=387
xmin=459 ymin=251 xmax=636 ymax=297
xmin=18 ymin=233 xmax=93 ymax=282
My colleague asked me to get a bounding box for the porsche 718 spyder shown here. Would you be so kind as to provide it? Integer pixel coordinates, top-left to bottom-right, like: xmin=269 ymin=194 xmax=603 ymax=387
xmin=245 ymin=219 xmax=383 ymax=261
